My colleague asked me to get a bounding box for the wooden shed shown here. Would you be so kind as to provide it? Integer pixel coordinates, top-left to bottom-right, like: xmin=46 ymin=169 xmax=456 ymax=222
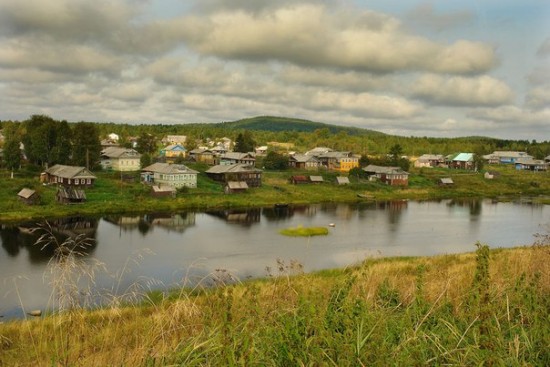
xmin=17 ymin=188 xmax=39 ymax=205
xmin=224 ymin=181 xmax=249 ymax=194
xmin=289 ymin=175 xmax=309 ymax=184
xmin=56 ymin=186 xmax=87 ymax=204
xmin=439 ymin=178 xmax=454 ymax=186
xmin=151 ymin=185 xmax=176 ymax=198
xmin=336 ymin=176 xmax=350 ymax=185
xmin=310 ymin=175 xmax=324 ymax=183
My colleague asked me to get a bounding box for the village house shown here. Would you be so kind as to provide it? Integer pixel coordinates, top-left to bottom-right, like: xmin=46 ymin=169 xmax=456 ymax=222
xmin=363 ymin=165 xmax=409 ymax=186
xmin=206 ymin=164 xmax=262 ymax=188
xmin=219 ymin=152 xmax=256 ymax=166
xmin=161 ymin=135 xmax=187 ymax=145
xmin=188 ymin=148 xmax=217 ymax=165
xmin=414 ymin=154 xmax=445 ymax=168
xmin=43 ymin=164 xmax=96 ymax=187
xmin=316 ymin=151 xmax=360 ymax=172
xmin=288 ymin=154 xmax=320 ymax=170
xmin=515 ymin=158 xmax=548 ymax=171
xmin=545 ymin=155 xmax=550 ymax=163
xmin=255 ymin=146 xmax=268 ymax=155
xmin=448 ymin=153 xmax=475 ymax=170
xmin=100 ymin=147 xmax=141 ymax=171
xmin=305 ymin=147 xmax=333 ymax=156
xmin=141 ymin=162 xmax=198 ymax=188
xmin=483 ymin=151 xmax=532 ymax=164
xmin=289 ymin=175 xmax=310 ymax=184
xmin=56 ymin=186 xmax=87 ymax=204
xmin=160 ymin=144 xmax=187 ymax=161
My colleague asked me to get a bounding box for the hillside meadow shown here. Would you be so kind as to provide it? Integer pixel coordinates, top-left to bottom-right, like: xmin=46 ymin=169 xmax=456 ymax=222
xmin=0 ymin=242 xmax=548 ymax=366
xmin=0 ymin=164 xmax=549 ymax=223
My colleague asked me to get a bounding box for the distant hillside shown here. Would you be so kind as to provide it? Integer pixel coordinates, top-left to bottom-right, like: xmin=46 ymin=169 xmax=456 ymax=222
xmin=218 ymin=116 xmax=386 ymax=136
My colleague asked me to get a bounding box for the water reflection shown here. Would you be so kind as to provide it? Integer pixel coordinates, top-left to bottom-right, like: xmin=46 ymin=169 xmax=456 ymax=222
xmin=0 ymin=217 xmax=98 ymax=263
xmin=447 ymin=198 xmax=482 ymax=221
xmin=206 ymin=209 xmax=261 ymax=226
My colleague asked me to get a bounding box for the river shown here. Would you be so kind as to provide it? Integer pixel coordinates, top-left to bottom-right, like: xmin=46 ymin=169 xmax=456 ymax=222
xmin=1 ymin=199 xmax=548 ymax=319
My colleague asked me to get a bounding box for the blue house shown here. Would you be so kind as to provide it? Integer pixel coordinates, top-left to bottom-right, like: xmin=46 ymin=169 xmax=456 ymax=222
xmin=160 ymin=144 xmax=187 ymax=161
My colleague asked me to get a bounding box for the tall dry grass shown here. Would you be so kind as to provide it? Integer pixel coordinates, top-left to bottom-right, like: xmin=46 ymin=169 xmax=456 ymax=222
xmin=0 ymin=231 xmax=548 ymax=366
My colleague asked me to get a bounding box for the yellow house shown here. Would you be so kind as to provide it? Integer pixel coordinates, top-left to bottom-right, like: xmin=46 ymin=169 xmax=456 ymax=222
xmin=317 ymin=151 xmax=360 ymax=172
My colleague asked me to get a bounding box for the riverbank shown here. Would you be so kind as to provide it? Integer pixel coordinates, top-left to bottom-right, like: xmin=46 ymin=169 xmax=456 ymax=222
xmin=0 ymin=165 xmax=548 ymax=223
xmin=1 ymin=244 xmax=548 ymax=366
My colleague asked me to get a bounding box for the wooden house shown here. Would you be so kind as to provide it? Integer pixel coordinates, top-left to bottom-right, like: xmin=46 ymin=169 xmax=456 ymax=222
xmin=17 ymin=188 xmax=39 ymax=205
xmin=414 ymin=154 xmax=445 ymax=168
xmin=100 ymin=147 xmax=141 ymax=171
xmin=44 ymin=164 xmax=96 ymax=187
xmin=56 ymin=186 xmax=87 ymax=204
xmin=288 ymin=154 xmax=320 ymax=170
xmin=189 ymin=148 xmax=216 ymax=165
xmin=316 ymin=151 xmax=360 ymax=172
xmin=310 ymin=175 xmax=324 ymax=184
xmin=141 ymin=163 xmax=198 ymax=188
xmin=161 ymin=144 xmax=187 ymax=161
xmin=482 ymin=151 xmax=532 ymax=164
xmin=161 ymin=135 xmax=187 ymax=145
xmin=515 ymin=158 xmax=548 ymax=171
xmin=363 ymin=165 xmax=409 ymax=186
xmin=448 ymin=153 xmax=475 ymax=170
xmin=219 ymin=152 xmax=256 ymax=166
xmin=206 ymin=164 xmax=262 ymax=187
xmin=151 ymin=184 xmax=176 ymax=198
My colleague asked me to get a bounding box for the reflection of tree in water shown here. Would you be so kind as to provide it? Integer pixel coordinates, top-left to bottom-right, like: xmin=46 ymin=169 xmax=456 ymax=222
xmin=0 ymin=217 xmax=98 ymax=264
xmin=262 ymin=206 xmax=296 ymax=222
xmin=447 ymin=198 xmax=482 ymax=220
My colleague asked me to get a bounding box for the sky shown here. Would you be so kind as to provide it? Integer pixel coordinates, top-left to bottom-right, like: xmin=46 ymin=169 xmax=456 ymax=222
xmin=0 ymin=0 xmax=549 ymax=140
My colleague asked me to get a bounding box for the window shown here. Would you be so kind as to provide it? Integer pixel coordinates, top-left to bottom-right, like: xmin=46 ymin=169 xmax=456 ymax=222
xmin=75 ymin=179 xmax=80 ymax=185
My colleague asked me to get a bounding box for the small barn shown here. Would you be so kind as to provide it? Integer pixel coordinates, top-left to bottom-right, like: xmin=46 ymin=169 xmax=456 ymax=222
xmin=336 ymin=176 xmax=350 ymax=185
xmin=224 ymin=181 xmax=248 ymax=194
xmin=289 ymin=175 xmax=309 ymax=184
xmin=439 ymin=178 xmax=454 ymax=186
xmin=151 ymin=184 xmax=176 ymax=198
xmin=17 ymin=188 xmax=39 ymax=205
xmin=56 ymin=186 xmax=87 ymax=204
xmin=310 ymin=176 xmax=324 ymax=184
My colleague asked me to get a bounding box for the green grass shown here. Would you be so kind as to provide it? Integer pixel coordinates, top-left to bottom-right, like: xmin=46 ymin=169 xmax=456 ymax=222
xmin=279 ymin=225 xmax=329 ymax=237
xmin=0 ymin=164 xmax=548 ymax=222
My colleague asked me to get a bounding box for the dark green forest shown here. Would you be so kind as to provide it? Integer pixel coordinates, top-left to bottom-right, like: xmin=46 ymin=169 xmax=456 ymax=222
xmin=2 ymin=116 xmax=549 ymax=167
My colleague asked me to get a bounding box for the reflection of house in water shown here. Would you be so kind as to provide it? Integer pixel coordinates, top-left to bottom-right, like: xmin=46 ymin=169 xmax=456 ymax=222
xmin=48 ymin=216 xmax=99 ymax=238
xmin=144 ymin=212 xmax=196 ymax=233
xmin=376 ymin=200 xmax=408 ymax=226
xmin=447 ymin=199 xmax=482 ymax=219
xmin=206 ymin=209 xmax=261 ymax=226
xmin=290 ymin=204 xmax=318 ymax=217
xmin=103 ymin=216 xmax=141 ymax=231
xmin=262 ymin=206 xmax=296 ymax=221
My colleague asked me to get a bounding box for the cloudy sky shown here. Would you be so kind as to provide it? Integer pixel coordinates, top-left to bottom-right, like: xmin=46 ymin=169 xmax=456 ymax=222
xmin=0 ymin=0 xmax=549 ymax=140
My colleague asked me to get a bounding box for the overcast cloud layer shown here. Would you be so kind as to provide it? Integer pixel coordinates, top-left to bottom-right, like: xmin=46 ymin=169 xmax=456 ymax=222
xmin=0 ymin=0 xmax=548 ymax=139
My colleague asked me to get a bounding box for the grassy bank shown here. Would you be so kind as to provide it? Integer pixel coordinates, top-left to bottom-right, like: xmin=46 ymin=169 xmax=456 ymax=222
xmin=0 ymin=164 xmax=549 ymax=222
xmin=0 ymin=242 xmax=548 ymax=366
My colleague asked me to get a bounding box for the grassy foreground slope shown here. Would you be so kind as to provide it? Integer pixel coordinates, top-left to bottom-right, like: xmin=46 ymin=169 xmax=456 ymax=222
xmin=1 ymin=243 xmax=548 ymax=366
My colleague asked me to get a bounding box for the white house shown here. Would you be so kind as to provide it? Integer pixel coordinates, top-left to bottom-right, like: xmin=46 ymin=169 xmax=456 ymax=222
xmin=100 ymin=147 xmax=141 ymax=171
xmin=141 ymin=163 xmax=198 ymax=188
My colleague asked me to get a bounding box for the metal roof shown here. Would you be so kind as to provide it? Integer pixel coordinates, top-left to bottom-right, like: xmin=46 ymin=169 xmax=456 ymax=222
xmin=45 ymin=164 xmax=96 ymax=179
xmin=226 ymin=181 xmax=249 ymax=189
xmin=452 ymin=153 xmax=474 ymax=162
xmin=142 ymin=163 xmax=198 ymax=174
xmin=17 ymin=188 xmax=36 ymax=199
xmin=206 ymin=164 xmax=261 ymax=174
xmin=310 ymin=175 xmax=324 ymax=182
xmin=101 ymin=147 xmax=141 ymax=158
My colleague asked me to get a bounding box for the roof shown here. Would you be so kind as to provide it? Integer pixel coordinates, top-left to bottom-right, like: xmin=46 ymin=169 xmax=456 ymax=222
xmin=163 ymin=144 xmax=186 ymax=152
xmin=440 ymin=178 xmax=454 ymax=184
xmin=417 ymin=154 xmax=444 ymax=161
xmin=17 ymin=188 xmax=36 ymax=199
xmin=318 ymin=151 xmax=352 ymax=159
xmin=142 ymin=163 xmax=198 ymax=174
xmin=516 ymin=158 xmax=547 ymax=166
xmin=290 ymin=154 xmax=319 ymax=163
xmin=489 ymin=151 xmax=531 ymax=158
xmin=101 ymin=147 xmax=141 ymax=159
xmin=189 ymin=148 xmax=212 ymax=154
xmin=305 ymin=147 xmax=333 ymax=156
xmin=45 ymin=164 xmax=96 ymax=179
xmin=310 ymin=175 xmax=324 ymax=182
xmin=226 ymin=181 xmax=249 ymax=189
xmin=336 ymin=176 xmax=350 ymax=184
xmin=221 ymin=152 xmax=255 ymax=160
xmin=363 ymin=165 xmax=408 ymax=175
xmin=290 ymin=175 xmax=309 ymax=182
xmin=152 ymin=185 xmax=176 ymax=193
xmin=452 ymin=153 xmax=474 ymax=162
xmin=206 ymin=164 xmax=262 ymax=174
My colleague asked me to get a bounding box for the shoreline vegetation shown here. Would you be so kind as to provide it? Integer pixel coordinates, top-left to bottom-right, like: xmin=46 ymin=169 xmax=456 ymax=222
xmin=0 ymin=164 xmax=549 ymax=223
xmin=0 ymin=244 xmax=548 ymax=365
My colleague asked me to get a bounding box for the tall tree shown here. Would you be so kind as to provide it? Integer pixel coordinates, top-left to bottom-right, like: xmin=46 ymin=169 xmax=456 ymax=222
xmin=72 ymin=122 xmax=101 ymax=169
xmin=50 ymin=120 xmax=72 ymax=165
xmin=2 ymin=123 xmax=21 ymax=172
xmin=136 ymin=133 xmax=157 ymax=154
xmin=234 ymin=131 xmax=256 ymax=153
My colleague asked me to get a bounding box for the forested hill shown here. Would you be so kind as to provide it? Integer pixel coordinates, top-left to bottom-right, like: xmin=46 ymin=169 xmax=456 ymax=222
xmin=217 ymin=116 xmax=386 ymax=136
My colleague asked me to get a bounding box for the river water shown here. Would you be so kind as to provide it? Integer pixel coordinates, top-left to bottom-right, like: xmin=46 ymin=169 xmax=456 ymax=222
xmin=1 ymin=199 xmax=548 ymax=319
